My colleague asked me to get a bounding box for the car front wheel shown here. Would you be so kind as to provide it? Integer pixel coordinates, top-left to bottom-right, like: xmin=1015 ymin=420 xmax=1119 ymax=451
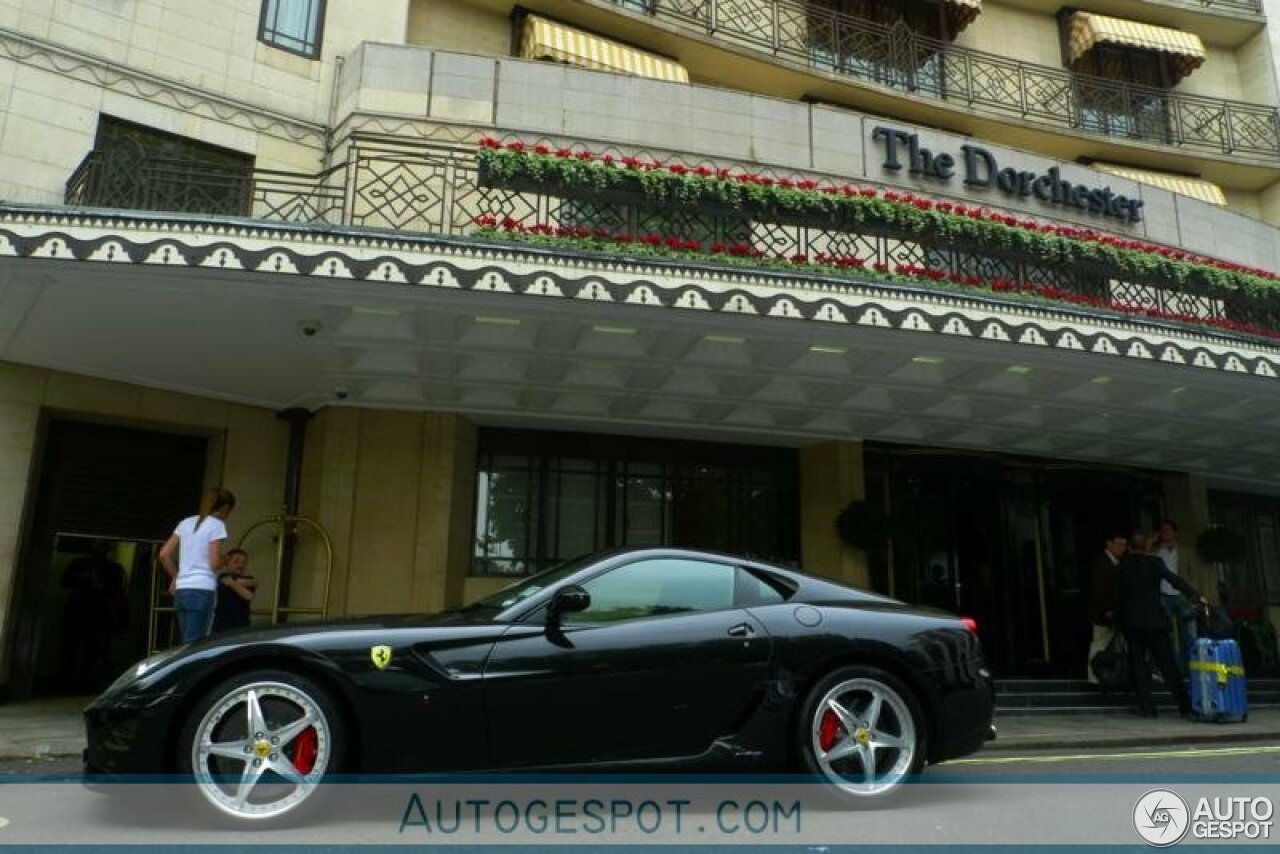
xmin=177 ymin=669 xmax=343 ymax=822
xmin=798 ymin=665 xmax=925 ymax=802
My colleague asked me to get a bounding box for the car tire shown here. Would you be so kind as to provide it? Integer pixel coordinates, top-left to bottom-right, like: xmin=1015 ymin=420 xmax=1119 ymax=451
xmin=796 ymin=665 xmax=926 ymax=805
xmin=176 ymin=668 xmax=345 ymax=825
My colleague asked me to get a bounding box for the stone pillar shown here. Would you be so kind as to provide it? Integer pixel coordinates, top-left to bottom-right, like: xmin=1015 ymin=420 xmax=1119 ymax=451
xmin=800 ymin=440 xmax=868 ymax=587
xmin=296 ymin=408 xmax=476 ymax=618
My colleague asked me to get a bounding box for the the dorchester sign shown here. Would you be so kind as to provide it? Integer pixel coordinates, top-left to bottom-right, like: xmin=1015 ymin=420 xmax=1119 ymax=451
xmin=871 ymin=126 xmax=1144 ymax=224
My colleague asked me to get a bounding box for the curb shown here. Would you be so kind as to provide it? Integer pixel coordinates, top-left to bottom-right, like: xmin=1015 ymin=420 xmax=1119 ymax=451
xmin=983 ymin=730 xmax=1280 ymax=753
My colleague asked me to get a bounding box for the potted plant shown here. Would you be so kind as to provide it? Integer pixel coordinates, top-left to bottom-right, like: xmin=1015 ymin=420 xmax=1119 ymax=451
xmin=835 ymin=500 xmax=889 ymax=553
xmin=1195 ymin=525 xmax=1248 ymax=565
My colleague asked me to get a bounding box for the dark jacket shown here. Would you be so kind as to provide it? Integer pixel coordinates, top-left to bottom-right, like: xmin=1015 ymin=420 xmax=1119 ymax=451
xmin=1115 ymin=552 xmax=1200 ymax=630
xmin=1086 ymin=552 xmax=1120 ymax=626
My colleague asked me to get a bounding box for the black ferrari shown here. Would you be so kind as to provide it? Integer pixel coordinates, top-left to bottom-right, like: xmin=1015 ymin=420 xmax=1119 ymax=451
xmin=84 ymin=548 xmax=995 ymax=821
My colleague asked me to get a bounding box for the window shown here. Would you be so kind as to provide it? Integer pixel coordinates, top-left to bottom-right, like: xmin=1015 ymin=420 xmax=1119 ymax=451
xmin=259 ymin=0 xmax=326 ymax=58
xmin=79 ymin=117 xmax=255 ymax=216
xmin=807 ymin=0 xmax=947 ymax=93
xmin=471 ymin=429 xmax=800 ymax=576
xmin=566 ymin=558 xmax=738 ymax=624
xmin=1073 ymin=47 xmax=1171 ymax=142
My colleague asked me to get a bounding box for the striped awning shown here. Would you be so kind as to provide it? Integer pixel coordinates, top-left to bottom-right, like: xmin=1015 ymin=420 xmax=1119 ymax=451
xmin=520 ymin=15 xmax=689 ymax=83
xmin=1092 ymin=163 xmax=1227 ymax=206
xmin=943 ymin=0 xmax=983 ymax=34
xmin=1066 ymin=12 xmax=1206 ymax=83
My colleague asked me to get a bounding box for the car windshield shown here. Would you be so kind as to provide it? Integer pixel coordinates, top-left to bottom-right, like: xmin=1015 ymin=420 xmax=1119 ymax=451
xmin=463 ymin=553 xmax=599 ymax=615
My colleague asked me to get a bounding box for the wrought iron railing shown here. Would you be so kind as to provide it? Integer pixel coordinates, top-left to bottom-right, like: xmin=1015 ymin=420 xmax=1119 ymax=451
xmin=604 ymin=0 xmax=1280 ymax=160
xmin=1182 ymin=0 xmax=1263 ymax=14
xmin=62 ymin=134 xmax=1280 ymax=337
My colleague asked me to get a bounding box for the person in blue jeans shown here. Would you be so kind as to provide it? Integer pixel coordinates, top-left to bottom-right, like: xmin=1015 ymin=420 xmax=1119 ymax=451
xmin=159 ymin=487 xmax=236 ymax=644
xmin=1155 ymin=519 xmax=1197 ymax=670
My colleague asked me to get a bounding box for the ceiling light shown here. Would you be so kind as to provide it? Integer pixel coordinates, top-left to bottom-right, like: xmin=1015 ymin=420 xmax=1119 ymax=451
xmin=592 ymin=324 xmax=636 ymax=334
xmin=475 ymin=316 xmax=521 ymax=326
xmin=1170 ymin=386 xmax=1187 ymax=394
xmin=705 ymin=334 xmax=744 ymax=344
xmin=809 ymin=344 xmax=847 ymax=354
xmin=1007 ymin=365 xmax=1033 ymax=375
xmin=912 ymin=355 xmax=945 ymax=365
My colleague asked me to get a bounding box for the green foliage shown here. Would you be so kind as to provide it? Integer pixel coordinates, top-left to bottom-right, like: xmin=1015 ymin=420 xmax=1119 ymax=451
xmin=1195 ymin=525 xmax=1249 ymax=564
xmin=475 ymin=147 xmax=1280 ymax=305
xmin=835 ymin=501 xmax=889 ymax=552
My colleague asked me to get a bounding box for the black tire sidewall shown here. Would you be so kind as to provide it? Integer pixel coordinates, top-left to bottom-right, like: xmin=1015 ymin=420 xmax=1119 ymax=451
xmin=796 ymin=664 xmax=927 ymax=803
xmin=175 ymin=667 xmax=346 ymax=826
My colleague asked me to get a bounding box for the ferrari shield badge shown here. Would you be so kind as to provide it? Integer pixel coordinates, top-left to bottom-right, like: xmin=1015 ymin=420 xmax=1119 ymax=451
xmin=370 ymin=645 xmax=393 ymax=670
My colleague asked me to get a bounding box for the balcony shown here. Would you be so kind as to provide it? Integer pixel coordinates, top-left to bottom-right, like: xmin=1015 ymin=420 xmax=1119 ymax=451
xmin=596 ymin=0 xmax=1280 ymax=162
xmin=63 ymin=131 xmax=1280 ymax=340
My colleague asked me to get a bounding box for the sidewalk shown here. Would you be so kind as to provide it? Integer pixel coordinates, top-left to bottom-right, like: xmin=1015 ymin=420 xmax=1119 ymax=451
xmin=2 ymin=696 xmax=1279 ymax=762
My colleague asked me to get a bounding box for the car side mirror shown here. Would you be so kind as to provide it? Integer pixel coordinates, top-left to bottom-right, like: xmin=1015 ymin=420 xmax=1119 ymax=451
xmin=547 ymin=585 xmax=590 ymax=621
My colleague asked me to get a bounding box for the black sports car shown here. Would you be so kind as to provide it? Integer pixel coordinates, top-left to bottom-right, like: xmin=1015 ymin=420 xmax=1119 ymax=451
xmin=84 ymin=548 xmax=995 ymax=821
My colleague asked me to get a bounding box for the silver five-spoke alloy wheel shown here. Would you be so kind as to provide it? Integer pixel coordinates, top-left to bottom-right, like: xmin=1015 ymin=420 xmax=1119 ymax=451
xmin=809 ymin=676 xmax=918 ymax=797
xmin=190 ymin=680 xmax=332 ymax=820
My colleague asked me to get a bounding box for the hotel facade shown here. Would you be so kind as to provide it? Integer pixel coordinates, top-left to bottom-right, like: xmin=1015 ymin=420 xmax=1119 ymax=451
xmin=2 ymin=0 xmax=1280 ymax=696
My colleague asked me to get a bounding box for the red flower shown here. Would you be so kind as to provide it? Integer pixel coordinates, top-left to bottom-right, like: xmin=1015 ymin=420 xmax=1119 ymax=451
xmin=534 ymin=144 xmax=551 ymax=155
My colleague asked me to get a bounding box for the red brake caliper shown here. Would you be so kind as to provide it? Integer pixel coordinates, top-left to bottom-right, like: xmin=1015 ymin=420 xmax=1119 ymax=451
xmin=290 ymin=726 xmax=318 ymax=774
xmin=818 ymin=710 xmax=843 ymax=751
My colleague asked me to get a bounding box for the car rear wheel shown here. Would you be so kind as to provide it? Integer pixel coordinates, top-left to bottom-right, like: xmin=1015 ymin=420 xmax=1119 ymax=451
xmin=177 ymin=669 xmax=343 ymax=823
xmin=798 ymin=665 xmax=925 ymax=802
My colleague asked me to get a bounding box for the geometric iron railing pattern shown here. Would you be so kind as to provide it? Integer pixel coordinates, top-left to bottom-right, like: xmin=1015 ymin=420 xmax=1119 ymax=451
xmin=63 ymin=135 xmax=1280 ymax=337
xmin=607 ymin=1 xmax=1280 ymax=160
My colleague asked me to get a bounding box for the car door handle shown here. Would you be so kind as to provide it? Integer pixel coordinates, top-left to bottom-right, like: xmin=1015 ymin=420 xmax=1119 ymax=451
xmin=727 ymin=622 xmax=755 ymax=638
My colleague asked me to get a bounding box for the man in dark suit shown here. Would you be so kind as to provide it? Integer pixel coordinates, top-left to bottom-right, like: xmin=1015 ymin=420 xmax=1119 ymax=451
xmin=1117 ymin=531 xmax=1208 ymax=717
xmin=1085 ymin=532 xmax=1126 ymax=684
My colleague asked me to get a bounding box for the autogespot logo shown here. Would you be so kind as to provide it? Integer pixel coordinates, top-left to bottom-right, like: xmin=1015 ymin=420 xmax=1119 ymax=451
xmin=1134 ymin=789 xmax=1191 ymax=847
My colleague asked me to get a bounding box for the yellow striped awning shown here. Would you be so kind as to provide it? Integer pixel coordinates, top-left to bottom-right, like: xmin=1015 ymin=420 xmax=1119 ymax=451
xmin=943 ymin=0 xmax=982 ymax=34
xmin=1092 ymin=163 xmax=1227 ymax=206
xmin=1066 ymin=12 xmax=1205 ymax=83
xmin=520 ymin=15 xmax=689 ymax=84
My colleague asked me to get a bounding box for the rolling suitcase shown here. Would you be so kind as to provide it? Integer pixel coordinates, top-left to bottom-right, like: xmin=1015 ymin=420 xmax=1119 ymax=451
xmin=1189 ymin=638 xmax=1248 ymax=723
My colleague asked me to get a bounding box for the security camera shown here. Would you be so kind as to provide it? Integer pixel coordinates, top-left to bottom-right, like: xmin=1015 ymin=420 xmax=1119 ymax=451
xmin=299 ymin=320 xmax=323 ymax=337
xmin=333 ymin=386 xmax=351 ymax=401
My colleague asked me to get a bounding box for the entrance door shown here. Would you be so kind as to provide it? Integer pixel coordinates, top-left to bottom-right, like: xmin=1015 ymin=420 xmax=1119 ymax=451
xmin=8 ymin=419 xmax=207 ymax=697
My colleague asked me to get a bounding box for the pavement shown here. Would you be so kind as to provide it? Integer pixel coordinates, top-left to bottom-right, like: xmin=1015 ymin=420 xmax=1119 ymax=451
xmin=2 ymin=695 xmax=1279 ymax=762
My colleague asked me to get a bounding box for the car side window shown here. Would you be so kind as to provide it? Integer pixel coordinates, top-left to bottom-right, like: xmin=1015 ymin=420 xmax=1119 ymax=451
xmin=565 ymin=558 xmax=737 ymax=625
xmin=735 ymin=567 xmax=790 ymax=607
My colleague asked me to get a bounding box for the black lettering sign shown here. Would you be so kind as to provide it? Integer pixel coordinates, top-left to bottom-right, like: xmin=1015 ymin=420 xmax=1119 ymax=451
xmin=871 ymin=126 xmax=1144 ymax=223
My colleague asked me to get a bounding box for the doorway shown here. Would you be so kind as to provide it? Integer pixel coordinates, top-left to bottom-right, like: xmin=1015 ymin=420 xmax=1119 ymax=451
xmin=8 ymin=418 xmax=208 ymax=698
xmin=870 ymin=447 xmax=1166 ymax=678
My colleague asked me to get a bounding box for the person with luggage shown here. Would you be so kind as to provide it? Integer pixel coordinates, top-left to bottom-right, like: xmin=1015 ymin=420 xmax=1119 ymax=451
xmin=1116 ymin=531 xmax=1208 ymax=717
xmin=1085 ymin=531 xmax=1127 ymax=686
xmin=1154 ymin=519 xmax=1197 ymax=671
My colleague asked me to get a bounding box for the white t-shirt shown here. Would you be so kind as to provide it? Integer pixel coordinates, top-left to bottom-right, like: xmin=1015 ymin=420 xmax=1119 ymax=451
xmin=173 ymin=515 xmax=228 ymax=591
xmin=1156 ymin=544 xmax=1179 ymax=596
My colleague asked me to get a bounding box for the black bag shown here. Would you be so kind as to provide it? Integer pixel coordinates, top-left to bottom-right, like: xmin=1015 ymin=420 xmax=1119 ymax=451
xmin=1091 ymin=632 xmax=1130 ymax=692
xmin=1196 ymin=604 xmax=1235 ymax=641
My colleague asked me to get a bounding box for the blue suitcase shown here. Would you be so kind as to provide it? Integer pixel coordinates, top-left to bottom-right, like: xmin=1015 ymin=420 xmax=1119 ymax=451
xmin=1189 ymin=638 xmax=1248 ymax=723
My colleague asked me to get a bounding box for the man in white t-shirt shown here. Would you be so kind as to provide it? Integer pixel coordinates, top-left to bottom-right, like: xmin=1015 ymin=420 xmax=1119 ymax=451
xmin=1155 ymin=519 xmax=1197 ymax=670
